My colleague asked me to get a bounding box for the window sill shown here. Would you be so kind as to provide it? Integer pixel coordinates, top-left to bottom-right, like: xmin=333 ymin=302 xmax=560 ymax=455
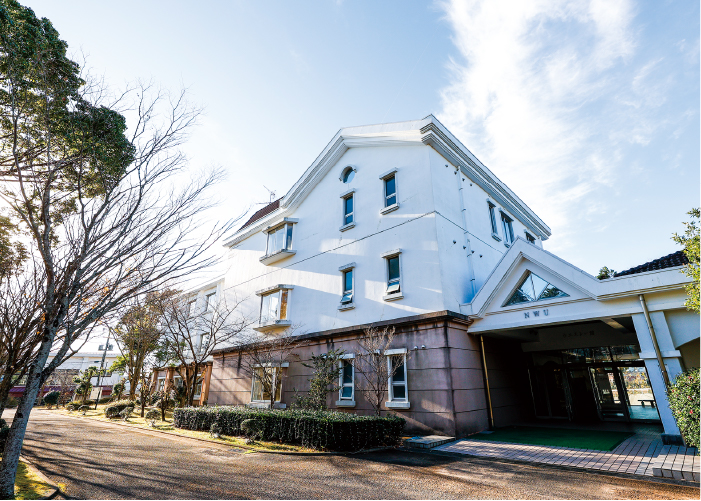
xmin=339 ymin=221 xmax=356 ymax=232
xmin=503 ymin=242 xmax=511 ymax=248
xmin=338 ymin=303 xmax=355 ymax=311
xmin=383 ymin=293 xmax=404 ymax=302
xmin=253 ymin=319 xmax=292 ymax=332
xmin=380 ymin=203 xmax=400 ymax=215
xmin=385 ymin=401 xmax=410 ymax=409
xmin=335 ymin=400 xmax=356 ymax=408
xmin=491 ymin=233 xmax=501 ymax=242
xmin=248 ymin=402 xmax=286 ymax=409
xmin=259 ymin=249 xmax=296 ymax=265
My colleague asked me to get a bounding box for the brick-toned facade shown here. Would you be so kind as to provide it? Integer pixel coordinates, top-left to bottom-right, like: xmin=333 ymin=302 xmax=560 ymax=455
xmin=208 ymin=312 xmax=529 ymax=437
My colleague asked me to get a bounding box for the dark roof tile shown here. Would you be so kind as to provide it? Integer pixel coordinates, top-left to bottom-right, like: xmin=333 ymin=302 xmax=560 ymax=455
xmin=613 ymin=250 xmax=688 ymax=277
xmin=240 ymin=198 xmax=282 ymax=230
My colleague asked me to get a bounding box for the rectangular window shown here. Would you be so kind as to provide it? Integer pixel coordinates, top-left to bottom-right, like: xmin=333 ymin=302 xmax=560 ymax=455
xmin=266 ymin=224 xmax=293 ymax=255
xmin=260 ymin=289 xmax=289 ymax=324
xmin=386 ymin=255 xmax=401 ymax=294
xmin=388 ymin=355 xmax=407 ymax=401
xmin=384 ymin=175 xmax=396 ymax=207
xmin=341 ymin=269 xmax=353 ymax=304
xmin=488 ymin=202 xmax=498 ymax=235
xmin=251 ymin=367 xmax=282 ymax=402
xmin=187 ymin=300 xmax=196 ymax=317
xmin=525 ymin=232 xmax=535 ymax=244
xmin=501 ymin=212 xmax=514 ymax=245
xmin=339 ymin=360 xmax=354 ymax=400
xmin=343 ymin=194 xmax=354 ymax=225
xmin=204 ymin=292 xmax=216 ymax=311
xmin=157 ymin=377 xmax=165 ymax=392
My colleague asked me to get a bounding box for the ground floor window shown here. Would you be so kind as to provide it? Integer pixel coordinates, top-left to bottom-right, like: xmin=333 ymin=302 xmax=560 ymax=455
xmin=339 ymin=359 xmax=354 ymax=400
xmin=251 ymin=367 xmax=282 ymax=402
xmin=387 ymin=355 xmax=408 ymax=402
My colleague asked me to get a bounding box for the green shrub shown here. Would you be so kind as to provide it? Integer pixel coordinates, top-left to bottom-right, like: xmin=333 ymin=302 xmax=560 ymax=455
xmin=6 ymin=397 xmax=19 ymax=408
xmin=667 ymin=368 xmax=700 ymax=449
xmin=173 ymin=406 xmax=405 ymax=451
xmin=119 ymin=406 xmax=134 ymax=421
xmin=0 ymin=418 xmax=6 ymax=428
xmin=42 ymin=391 xmax=60 ymax=408
xmin=104 ymin=399 xmax=134 ymax=419
xmin=78 ymin=405 xmax=89 ymax=415
xmin=145 ymin=409 xmax=160 ymax=426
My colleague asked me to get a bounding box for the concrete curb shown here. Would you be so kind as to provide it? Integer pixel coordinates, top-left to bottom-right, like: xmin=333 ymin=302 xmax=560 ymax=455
xmin=19 ymin=455 xmax=60 ymax=500
xmin=406 ymin=446 xmax=701 ymax=489
xmin=56 ymin=410 xmax=394 ymax=456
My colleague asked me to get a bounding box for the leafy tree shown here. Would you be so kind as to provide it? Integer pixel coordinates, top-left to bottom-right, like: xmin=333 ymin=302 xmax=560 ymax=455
xmin=596 ymin=266 xmax=616 ymax=280
xmin=0 ymin=1 xmax=230 ymax=493
xmin=110 ymin=291 xmax=175 ymax=401
xmin=672 ymin=208 xmax=700 ymax=312
xmin=293 ymin=349 xmax=345 ymax=411
xmin=667 ymin=368 xmax=699 ymax=448
xmin=72 ymin=366 xmax=104 ymax=403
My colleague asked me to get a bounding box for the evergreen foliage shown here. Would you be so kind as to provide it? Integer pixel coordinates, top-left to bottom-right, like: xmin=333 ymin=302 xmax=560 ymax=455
xmin=104 ymin=399 xmax=134 ymax=419
xmin=672 ymin=208 xmax=700 ymax=312
xmin=173 ymin=406 xmax=404 ymax=451
xmin=293 ymin=349 xmax=345 ymax=411
xmin=667 ymin=368 xmax=699 ymax=449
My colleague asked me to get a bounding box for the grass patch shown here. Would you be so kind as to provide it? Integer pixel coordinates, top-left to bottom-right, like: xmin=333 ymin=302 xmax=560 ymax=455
xmin=53 ymin=406 xmax=315 ymax=453
xmin=469 ymin=426 xmax=634 ymax=451
xmin=14 ymin=460 xmax=54 ymax=500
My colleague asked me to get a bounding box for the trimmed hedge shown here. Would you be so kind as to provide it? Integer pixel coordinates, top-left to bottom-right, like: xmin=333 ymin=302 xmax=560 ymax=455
xmin=667 ymin=368 xmax=699 ymax=449
xmin=173 ymin=406 xmax=405 ymax=451
xmin=104 ymin=399 xmax=135 ymax=419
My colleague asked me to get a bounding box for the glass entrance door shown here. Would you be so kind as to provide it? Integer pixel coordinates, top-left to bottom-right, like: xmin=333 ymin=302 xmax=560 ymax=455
xmin=618 ymin=366 xmax=661 ymax=421
xmin=589 ymin=366 xmax=628 ymax=421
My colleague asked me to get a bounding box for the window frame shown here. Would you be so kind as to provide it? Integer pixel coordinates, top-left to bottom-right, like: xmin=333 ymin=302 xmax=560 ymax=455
xmin=525 ymin=231 xmax=536 ymax=244
xmin=338 ymin=358 xmax=354 ymax=401
xmin=379 ymin=168 xmax=399 ymax=214
xmin=339 ymin=189 xmax=356 ymax=231
xmin=255 ymin=284 xmax=294 ymax=330
xmin=339 ymin=165 xmax=357 ymax=184
xmin=265 ymin=222 xmax=294 ymax=256
xmin=382 ymin=249 xmax=403 ymax=300
xmin=250 ymin=366 xmax=283 ymax=404
xmin=500 ymin=211 xmax=514 ymax=246
xmin=488 ymin=201 xmax=500 ymax=240
xmin=386 ymin=352 xmax=408 ymax=403
xmin=204 ymin=291 xmax=216 ymax=311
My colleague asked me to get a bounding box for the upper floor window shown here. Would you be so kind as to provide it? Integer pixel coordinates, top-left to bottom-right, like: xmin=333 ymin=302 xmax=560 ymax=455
xmin=343 ymin=194 xmax=354 ymax=225
xmin=98 ymin=344 xmax=113 ymax=351
xmin=342 ymin=167 xmax=355 ymax=184
xmin=266 ymin=223 xmax=293 ymax=255
xmin=488 ymin=202 xmax=499 ymax=238
xmin=501 ymin=212 xmax=514 ymax=245
xmin=187 ymin=299 xmax=196 ymax=317
xmin=384 ymin=175 xmax=396 ymax=207
xmin=341 ymin=268 xmax=353 ymax=304
xmin=385 ymin=253 xmax=401 ymax=296
xmin=260 ymin=289 xmax=289 ymax=324
xmin=204 ymin=292 xmax=216 ymax=311
xmin=525 ymin=231 xmax=536 ymax=244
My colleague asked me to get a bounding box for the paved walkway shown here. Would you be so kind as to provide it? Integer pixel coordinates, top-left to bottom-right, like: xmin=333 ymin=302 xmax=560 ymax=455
xmin=436 ymin=425 xmax=699 ymax=482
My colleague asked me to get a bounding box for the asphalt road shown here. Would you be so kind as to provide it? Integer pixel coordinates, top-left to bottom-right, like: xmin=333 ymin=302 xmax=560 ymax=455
xmin=5 ymin=409 xmax=699 ymax=499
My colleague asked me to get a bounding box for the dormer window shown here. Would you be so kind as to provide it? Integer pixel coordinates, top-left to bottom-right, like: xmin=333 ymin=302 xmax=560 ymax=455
xmin=260 ymin=219 xmax=298 ymax=265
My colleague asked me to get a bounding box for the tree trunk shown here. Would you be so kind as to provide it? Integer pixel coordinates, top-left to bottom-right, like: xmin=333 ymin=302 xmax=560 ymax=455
xmin=0 ymin=376 xmax=14 ymax=420
xmin=0 ymin=364 xmax=44 ymax=498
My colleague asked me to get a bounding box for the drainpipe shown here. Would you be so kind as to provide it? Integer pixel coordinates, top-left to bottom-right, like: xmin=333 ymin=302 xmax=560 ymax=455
xmin=638 ymin=294 xmax=671 ymax=387
xmin=479 ymin=335 xmax=494 ymax=430
xmin=453 ymin=165 xmax=477 ymax=298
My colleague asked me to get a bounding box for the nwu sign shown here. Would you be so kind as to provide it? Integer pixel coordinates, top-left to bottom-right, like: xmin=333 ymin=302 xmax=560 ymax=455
xmin=524 ymin=309 xmax=548 ymax=319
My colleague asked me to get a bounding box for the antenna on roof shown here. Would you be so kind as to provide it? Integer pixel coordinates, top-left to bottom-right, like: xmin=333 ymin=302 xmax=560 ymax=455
xmin=262 ymin=185 xmax=276 ymax=203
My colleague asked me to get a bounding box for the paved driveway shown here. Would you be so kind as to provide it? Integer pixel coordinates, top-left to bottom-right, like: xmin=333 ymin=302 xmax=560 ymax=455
xmin=6 ymin=410 xmax=699 ymax=499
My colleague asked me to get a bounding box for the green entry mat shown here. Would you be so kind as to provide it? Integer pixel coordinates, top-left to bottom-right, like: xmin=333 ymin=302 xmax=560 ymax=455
xmin=470 ymin=426 xmax=634 ymax=451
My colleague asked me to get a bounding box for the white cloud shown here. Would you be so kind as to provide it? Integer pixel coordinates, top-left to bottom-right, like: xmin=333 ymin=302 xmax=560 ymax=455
xmin=437 ymin=0 xmax=640 ymax=251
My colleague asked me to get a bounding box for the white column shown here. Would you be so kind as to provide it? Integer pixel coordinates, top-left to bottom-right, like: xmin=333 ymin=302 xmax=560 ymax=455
xmin=632 ymin=313 xmax=682 ymax=436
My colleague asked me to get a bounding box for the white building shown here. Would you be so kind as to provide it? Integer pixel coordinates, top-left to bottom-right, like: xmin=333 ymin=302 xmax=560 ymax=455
xmin=199 ymin=116 xmax=697 ymax=442
xmin=45 ymin=337 xmax=122 ymax=388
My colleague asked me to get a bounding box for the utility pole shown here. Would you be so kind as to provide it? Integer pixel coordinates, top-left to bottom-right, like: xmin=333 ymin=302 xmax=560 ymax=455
xmin=94 ymin=326 xmax=112 ymax=410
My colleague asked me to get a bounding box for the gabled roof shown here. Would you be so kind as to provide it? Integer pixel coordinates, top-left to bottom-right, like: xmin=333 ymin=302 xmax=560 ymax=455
xmin=464 ymin=239 xmax=692 ymax=319
xmin=240 ymin=198 xmax=282 ymax=230
xmin=223 ymin=115 xmax=551 ymax=247
xmin=614 ymin=250 xmax=688 ymax=277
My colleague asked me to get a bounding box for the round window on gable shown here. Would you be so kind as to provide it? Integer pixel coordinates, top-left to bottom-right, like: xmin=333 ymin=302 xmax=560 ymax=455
xmin=341 ymin=167 xmax=355 ymax=184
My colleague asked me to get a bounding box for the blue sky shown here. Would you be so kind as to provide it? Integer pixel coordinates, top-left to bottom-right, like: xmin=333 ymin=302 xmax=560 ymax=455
xmin=26 ymin=0 xmax=699 ymax=277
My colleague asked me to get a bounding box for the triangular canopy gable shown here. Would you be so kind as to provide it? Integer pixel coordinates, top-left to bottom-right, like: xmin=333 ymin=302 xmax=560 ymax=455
xmin=504 ymin=271 xmax=568 ymax=306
